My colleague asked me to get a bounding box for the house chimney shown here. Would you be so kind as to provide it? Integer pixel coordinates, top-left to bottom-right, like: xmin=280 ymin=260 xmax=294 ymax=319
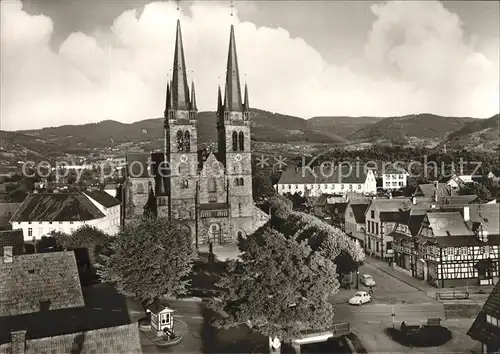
xmin=412 ymin=197 xmax=416 ymax=205
xmin=10 ymin=330 xmax=26 ymax=354
xmin=3 ymin=246 xmax=13 ymax=263
xmin=463 ymin=206 xmax=470 ymax=221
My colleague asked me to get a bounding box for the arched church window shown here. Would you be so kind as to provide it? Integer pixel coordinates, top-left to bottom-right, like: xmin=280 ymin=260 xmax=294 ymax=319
xmin=181 ymin=179 xmax=189 ymax=189
xmin=234 ymin=178 xmax=239 ymax=186
xmin=136 ymin=183 xmax=144 ymax=194
xmin=239 ymin=177 xmax=244 ymax=186
xmin=183 ymin=131 xmax=191 ymax=152
xmin=238 ymin=131 xmax=244 ymax=151
xmin=208 ymin=178 xmax=217 ymax=192
xmin=232 ymin=131 xmax=238 ymax=152
xmin=176 ymin=131 xmax=184 ymax=151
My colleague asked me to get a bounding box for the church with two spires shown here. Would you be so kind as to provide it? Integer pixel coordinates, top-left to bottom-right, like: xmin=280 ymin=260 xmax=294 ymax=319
xmin=122 ymin=19 xmax=269 ymax=245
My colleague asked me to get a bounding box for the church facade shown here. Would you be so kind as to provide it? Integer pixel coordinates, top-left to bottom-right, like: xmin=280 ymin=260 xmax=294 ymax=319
xmin=122 ymin=20 xmax=269 ymax=245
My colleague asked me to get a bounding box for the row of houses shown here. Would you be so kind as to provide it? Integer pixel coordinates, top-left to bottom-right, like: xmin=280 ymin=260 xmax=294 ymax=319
xmin=275 ymin=162 xmax=491 ymax=198
xmin=316 ymin=182 xmax=499 ymax=288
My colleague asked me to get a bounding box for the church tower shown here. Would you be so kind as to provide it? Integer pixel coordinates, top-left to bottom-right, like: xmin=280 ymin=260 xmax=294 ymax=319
xmin=217 ymin=25 xmax=253 ymax=234
xmin=164 ymin=19 xmax=198 ymax=238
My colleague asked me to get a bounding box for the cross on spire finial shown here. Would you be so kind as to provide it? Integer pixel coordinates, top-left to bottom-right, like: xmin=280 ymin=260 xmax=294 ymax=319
xmin=230 ymin=0 xmax=235 ymax=17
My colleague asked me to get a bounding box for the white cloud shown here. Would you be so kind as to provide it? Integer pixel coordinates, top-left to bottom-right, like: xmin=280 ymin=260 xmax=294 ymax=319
xmin=0 ymin=0 xmax=498 ymax=131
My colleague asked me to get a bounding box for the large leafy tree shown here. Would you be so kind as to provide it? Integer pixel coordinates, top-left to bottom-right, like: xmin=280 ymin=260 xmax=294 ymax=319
xmin=210 ymin=226 xmax=338 ymax=343
xmin=102 ymin=217 xmax=196 ymax=302
xmin=459 ymin=181 xmax=493 ymax=202
xmin=57 ymin=225 xmax=110 ymax=266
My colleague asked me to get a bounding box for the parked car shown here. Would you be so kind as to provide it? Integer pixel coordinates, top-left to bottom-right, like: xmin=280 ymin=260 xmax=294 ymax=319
xmin=360 ymin=274 xmax=376 ymax=287
xmin=349 ymin=291 xmax=372 ymax=306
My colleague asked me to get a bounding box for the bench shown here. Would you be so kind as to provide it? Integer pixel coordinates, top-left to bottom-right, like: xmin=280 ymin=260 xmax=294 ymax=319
xmin=435 ymin=291 xmax=469 ymax=300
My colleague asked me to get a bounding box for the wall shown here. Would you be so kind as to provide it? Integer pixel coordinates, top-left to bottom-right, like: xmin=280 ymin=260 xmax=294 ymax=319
xmin=123 ymin=177 xmax=154 ymax=222
xmin=83 ymin=195 xmax=121 ymax=235
xmin=12 ymin=215 xmax=119 ymax=241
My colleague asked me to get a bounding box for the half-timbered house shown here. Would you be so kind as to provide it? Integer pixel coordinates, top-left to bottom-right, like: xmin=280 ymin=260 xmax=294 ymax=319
xmin=416 ymin=204 xmax=499 ymax=287
xmin=390 ymin=209 xmax=427 ymax=277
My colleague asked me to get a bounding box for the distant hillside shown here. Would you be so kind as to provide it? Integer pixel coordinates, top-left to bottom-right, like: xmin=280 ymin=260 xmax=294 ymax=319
xmin=347 ymin=114 xmax=476 ymax=145
xmin=1 ymin=109 xmax=345 ymax=162
xmin=17 ymin=109 xmax=344 ymax=149
xmin=445 ymin=114 xmax=499 ymax=151
xmin=308 ymin=116 xmax=385 ymax=139
xmin=2 ymin=110 xmax=495 ymax=166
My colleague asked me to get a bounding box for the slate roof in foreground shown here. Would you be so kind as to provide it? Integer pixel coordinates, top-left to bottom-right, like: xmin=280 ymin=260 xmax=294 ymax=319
xmin=0 ymin=323 xmax=142 ymax=354
xmin=0 ymin=251 xmax=84 ymax=317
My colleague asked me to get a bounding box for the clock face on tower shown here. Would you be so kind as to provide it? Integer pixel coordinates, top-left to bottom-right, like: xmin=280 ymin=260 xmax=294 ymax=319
xmin=180 ymin=155 xmax=188 ymax=163
xmin=234 ymin=154 xmax=242 ymax=161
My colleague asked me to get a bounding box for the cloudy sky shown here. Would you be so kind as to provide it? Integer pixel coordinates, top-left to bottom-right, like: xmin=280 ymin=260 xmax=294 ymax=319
xmin=1 ymin=0 xmax=498 ymax=131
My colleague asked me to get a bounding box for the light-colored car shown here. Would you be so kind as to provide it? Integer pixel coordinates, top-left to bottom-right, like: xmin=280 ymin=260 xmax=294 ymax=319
xmin=349 ymin=291 xmax=372 ymax=306
xmin=360 ymin=274 xmax=376 ymax=287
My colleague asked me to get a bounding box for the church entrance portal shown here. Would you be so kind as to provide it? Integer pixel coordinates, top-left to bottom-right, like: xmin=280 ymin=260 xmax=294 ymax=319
xmin=209 ymin=224 xmax=223 ymax=245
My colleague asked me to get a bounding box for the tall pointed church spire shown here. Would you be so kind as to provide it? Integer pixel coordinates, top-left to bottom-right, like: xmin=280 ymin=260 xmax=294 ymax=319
xmin=169 ymin=80 xmax=174 ymax=109
xmin=224 ymin=25 xmax=243 ymax=112
xmin=243 ymin=83 xmax=249 ymax=111
xmin=171 ymin=19 xmax=190 ymax=111
xmin=217 ymin=85 xmax=223 ymax=116
xmin=164 ymin=82 xmax=171 ymax=116
xmin=190 ymin=81 xmax=197 ymax=111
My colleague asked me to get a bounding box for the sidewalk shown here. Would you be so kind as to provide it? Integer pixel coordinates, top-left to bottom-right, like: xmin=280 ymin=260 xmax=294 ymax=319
xmin=364 ymin=256 xmax=493 ymax=305
xmin=364 ymin=255 xmax=436 ymax=296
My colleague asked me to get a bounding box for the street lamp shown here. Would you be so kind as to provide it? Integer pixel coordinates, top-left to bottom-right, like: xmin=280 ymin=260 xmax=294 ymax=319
xmin=356 ymin=270 xmax=359 ymax=290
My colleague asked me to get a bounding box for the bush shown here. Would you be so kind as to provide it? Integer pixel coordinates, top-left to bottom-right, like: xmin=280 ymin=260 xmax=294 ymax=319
xmin=385 ymin=325 xmax=452 ymax=347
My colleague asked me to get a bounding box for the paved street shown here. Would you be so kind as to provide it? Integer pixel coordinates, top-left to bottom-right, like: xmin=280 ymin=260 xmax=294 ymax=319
xmin=126 ymin=259 xmax=451 ymax=353
xmin=330 ymin=261 xmax=445 ymax=327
